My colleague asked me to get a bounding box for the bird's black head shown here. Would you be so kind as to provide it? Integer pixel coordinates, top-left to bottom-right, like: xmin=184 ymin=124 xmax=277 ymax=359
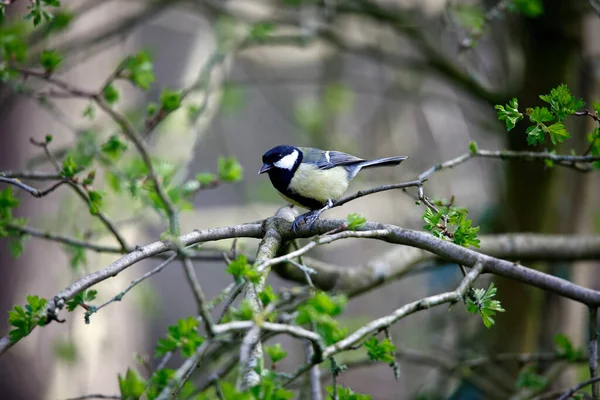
xmin=259 ymin=145 xmax=303 ymax=175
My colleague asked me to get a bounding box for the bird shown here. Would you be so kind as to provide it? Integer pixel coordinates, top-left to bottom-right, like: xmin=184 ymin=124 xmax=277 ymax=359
xmin=258 ymin=145 xmax=408 ymax=232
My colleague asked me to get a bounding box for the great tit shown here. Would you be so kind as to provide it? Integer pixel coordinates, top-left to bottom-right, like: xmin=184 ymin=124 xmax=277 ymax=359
xmin=259 ymin=145 xmax=408 ymax=231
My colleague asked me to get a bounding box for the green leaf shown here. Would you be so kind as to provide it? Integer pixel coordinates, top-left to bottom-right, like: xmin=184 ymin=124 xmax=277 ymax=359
xmin=495 ymin=98 xmax=523 ymax=131
xmin=160 ymin=88 xmax=182 ymax=113
xmin=102 ymin=84 xmax=120 ymax=105
xmin=40 ymin=49 xmax=62 ymax=73
xmin=47 ymin=10 xmax=73 ymax=31
xmin=539 ymin=84 xmax=585 ymax=121
xmin=82 ymin=103 xmax=95 ymax=120
xmin=226 ymin=255 xmax=251 ymax=279
xmin=259 ymin=285 xmax=278 ymax=308
xmin=101 ymin=135 xmax=128 ymax=159
xmin=554 ymin=333 xmax=584 ymax=362
xmin=66 ymin=289 xmax=97 ymax=312
xmin=124 ymin=51 xmax=155 ymax=91
xmin=453 ymin=213 xmax=480 ymax=248
xmin=346 ymin=213 xmax=366 ymax=230
xmin=525 ymin=125 xmax=545 ymax=146
xmin=451 ymin=4 xmax=485 ymax=33
xmin=509 ymin=0 xmax=544 ymax=17
xmin=327 ymin=386 xmax=371 ymax=400
xmin=266 ymin=343 xmax=288 ymax=364
xmin=466 ymin=282 xmax=505 ymax=328
xmin=516 ymin=365 xmax=547 ymax=390
xmin=218 ymin=156 xmax=244 ymax=183
xmin=154 ymin=316 xmax=204 ymax=358
xmin=60 ymin=155 xmax=83 ymax=178
xmin=527 ymin=106 xmax=553 ymax=124
xmin=364 ymin=337 xmax=396 ymax=364
xmin=118 ymin=368 xmax=145 ymax=399
xmin=233 ymin=299 xmax=255 ymax=321
xmin=87 ymin=190 xmax=103 ymax=215
xmin=547 ymin=122 xmax=570 ymax=145
xmin=593 ymin=101 xmax=600 ymax=116
xmin=221 ymin=382 xmax=253 ymax=400
xmin=8 ymin=236 xmax=26 ymax=258
xmin=468 ymin=140 xmax=478 ymax=154
xmin=196 ymin=172 xmax=217 ymax=186
xmin=250 ymin=22 xmax=274 ymax=40
xmin=8 ymin=295 xmax=48 ymax=342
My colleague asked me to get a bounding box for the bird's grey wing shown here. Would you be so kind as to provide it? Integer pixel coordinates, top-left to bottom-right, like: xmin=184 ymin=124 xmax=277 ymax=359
xmin=309 ymin=150 xmax=365 ymax=170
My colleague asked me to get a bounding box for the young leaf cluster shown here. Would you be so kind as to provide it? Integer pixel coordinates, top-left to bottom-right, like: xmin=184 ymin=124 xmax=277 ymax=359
xmin=65 ymin=289 xmax=97 ymax=312
xmin=226 ymin=255 xmax=262 ymax=284
xmin=296 ymin=292 xmax=347 ymax=345
xmin=154 ymin=316 xmax=205 ymax=357
xmin=515 ymin=364 xmax=548 ymax=390
xmin=553 ymin=333 xmax=584 ymax=362
xmin=495 ymin=84 xmax=585 ymax=146
xmin=465 ymin=282 xmax=505 ymax=328
xmin=422 ymin=204 xmax=480 ymax=248
xmin=8 ymin=295 xmax=48 ymax=342
xmin=363 ymin=337 xmax=396 ymax=364
xmin=326 ymin=386 xmax=371 ymax=400
xmin=346 ymin=212 xmax=366 ymax=230
xmin=0 ymin=187 xmax=27 ymax=257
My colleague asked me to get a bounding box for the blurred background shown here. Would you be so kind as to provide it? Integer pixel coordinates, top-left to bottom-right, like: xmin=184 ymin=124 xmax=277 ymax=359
xmin=0 ymin=0 xmax=600 ymax=399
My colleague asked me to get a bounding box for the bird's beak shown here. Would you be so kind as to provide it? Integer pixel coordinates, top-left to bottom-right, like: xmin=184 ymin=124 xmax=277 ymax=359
xmin=258 ymin=163 xmax=272 ymax=174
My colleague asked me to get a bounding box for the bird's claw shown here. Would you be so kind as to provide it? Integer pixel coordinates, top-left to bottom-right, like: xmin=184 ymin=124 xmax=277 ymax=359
xmin=291 ymin=211 xmax=321 ymax=233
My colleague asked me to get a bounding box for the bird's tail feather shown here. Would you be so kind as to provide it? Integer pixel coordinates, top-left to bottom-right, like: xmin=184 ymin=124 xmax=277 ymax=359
xmin=357 ymin=156 xmax=408 ymax=169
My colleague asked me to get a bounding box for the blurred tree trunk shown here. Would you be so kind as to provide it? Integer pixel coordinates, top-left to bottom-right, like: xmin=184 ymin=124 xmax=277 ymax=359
xmin=493 ymin=0 xmax=586 ymax=365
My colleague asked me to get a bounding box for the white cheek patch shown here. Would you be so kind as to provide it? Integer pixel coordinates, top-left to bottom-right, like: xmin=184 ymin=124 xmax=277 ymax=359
xmin=274 ymin=150 xmax=298 ymax=170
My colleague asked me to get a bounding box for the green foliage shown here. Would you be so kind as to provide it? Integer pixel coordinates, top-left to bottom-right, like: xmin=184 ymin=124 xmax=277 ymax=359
xmin=47 ymin=10 xmax=73 ymax=31
xmin=0 ymin=24 xmax=28 ymax=63
xmin=226 ymin=255 xmax=262 ymax=284
xmin=250 ymin=22 xmax=274 ymax=40
xmin=509 ymin=0 xmax=543 ymax=17
xmin=516 ymin=364 xmax=547 ymax=390
xmin=297 ymin=292 xmax=347 ymax=345
xmin=160 ymin=88 xmax=182 ymax=113
xmin=40 ymin=49 xmax=62 ymax=73
xmin=146 ymin=102 xmax=158 ymax=116
xmin=259 ymin=285 xmax=279 ymax=308
xmin=196 ymin=172 xmax=217 ymax=186
xmin=220 ymin=380 xmax=294 ymax=400
xmin=118 ymin=368 xmax=145 ymax=400
xmin=87 ymin=190 xmax=103 ymax=215
xmin=265 ymin=343 xmax=288 ymax=364
xmin=554 ymin=333 xmax=584 ymax=362
xmin=154 ymin=316 xmax=205 ymax=357
xmin=451 ymin=4 xmax=484 ymax=34
xmin=123 ymin=51 xmax=155 ymax=91
xmin=25 ymin=0 xmax=62 ymax=27
xmin=495 ymin=98 xmax=523 ymax=131
xmin=327 ymin=386 xmax=371 ymax=400
xmin=101 ymin=135 xmax=128 ymax=159
xmin=147 ymin=368 xmax=195 ymax=400
xmin=65 ymin=290 xmax=97 ymax=312
xmin=587 ymin=128 xmax=600 ymax=169
xmin=539 ymin=84 xmax=585 ymax=121
xmin=466 ymin=282 xmax=505 ymax=328
xmin=468 ymin=140 xmax=478 ymax=154
xmin=218 ymin=156 xmax=244 ymax=183
xmin=593 ymin=101 xmax=600 ymax=116
xmin=82 ymin=103 xmax=95 ymax=120
xmin=422 ymin=205 xmax=480 ymax=248
xmin=102 ymin=83 xmax=120 ymax=105
xmin=232 ymin=299 xmax=256 ymax=321
xmin=8 ymin=295 xmax=48 ymax=342
xmin=346 ymin=213 xmax=366 ymax=230
xmin=364 ymin=337 xmax=396 ymax=364
xmin=8 ymin=235 xmax=26 ymax=258
xmin=60 ymin=155 xmax=84 ymax=178
xmin=0 ymin=187 xmax=26 ymax=246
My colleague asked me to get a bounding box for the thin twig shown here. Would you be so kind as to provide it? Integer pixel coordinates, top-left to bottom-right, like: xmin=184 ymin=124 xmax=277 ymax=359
xmin=591 ymin=306 xmax=599 ymax=400
xmin=0 ymin=176 xmax=68 ymax=198
xmin=558 ymin=376 xmax=600 ymax=400
xmin=64 ymin=395 xmax=121 ymax=400
xmin=181 ymin=257 xmax=215 ymax=337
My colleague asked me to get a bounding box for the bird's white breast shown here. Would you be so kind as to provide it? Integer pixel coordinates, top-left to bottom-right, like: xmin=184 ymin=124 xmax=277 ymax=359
xmin=289 ymin=164 xmax=349 ymax=203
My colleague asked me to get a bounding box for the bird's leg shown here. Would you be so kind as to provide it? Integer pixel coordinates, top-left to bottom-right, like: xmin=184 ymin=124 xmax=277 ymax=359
xmin=291 ymin=200 xmax=335 ymax=233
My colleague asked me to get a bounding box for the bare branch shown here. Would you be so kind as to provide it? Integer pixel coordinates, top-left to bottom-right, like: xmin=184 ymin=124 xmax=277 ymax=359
xmin=181 ymin=257 xmax=215 ymax=337
xmin=0 ymin=176 xmax=68 ymax=198
xmin=64 ymin=395 xmax=121 ymax=400
xmin=558 ymin=376 xmax=600 ymax=400
xmin=591 ymin=307 xmax=599 ymax=400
